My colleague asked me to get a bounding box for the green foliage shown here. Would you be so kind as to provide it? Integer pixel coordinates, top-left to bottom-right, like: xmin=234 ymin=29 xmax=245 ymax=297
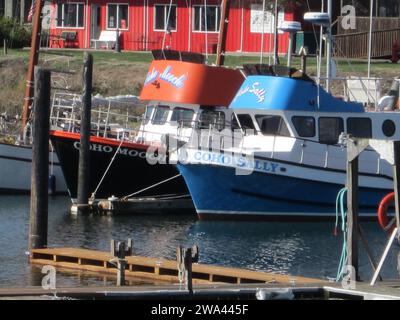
xmin=0 ymin=17 xmax=32 ymax=49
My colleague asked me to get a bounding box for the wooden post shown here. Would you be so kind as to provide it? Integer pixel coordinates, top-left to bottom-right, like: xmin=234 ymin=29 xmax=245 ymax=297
xmin=75 ymin=53 xmax=93 ymax=214
xmin=21 ymin=0 xmax=44 ymax=134
xmin=216 ymin=0 xmax=230 ymax=66
xmin=3 ymin=39 xmax=7 ymax=55
xmin=29 ymin=67 xmax=51 ymax=251
xmin=392 ymin=141 xmax=400 ymax=229
xmin=273 ymin=0 xmax=280 ymax=65
xmin=115 ymin=29 xmax=121 ymax=53
xmin=347 ymin=153 xmax=359 ymax=280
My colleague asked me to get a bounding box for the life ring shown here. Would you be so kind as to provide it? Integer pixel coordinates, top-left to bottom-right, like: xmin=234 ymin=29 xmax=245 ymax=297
xmin=377 ymin=192 xmax=395 ymax=231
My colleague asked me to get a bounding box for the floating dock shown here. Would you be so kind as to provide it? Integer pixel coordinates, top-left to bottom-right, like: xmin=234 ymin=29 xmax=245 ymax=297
xmin=94 ymin=195 xmax=195 ymax=215
xmin=30 ymin=247 xmax=325 ymax=285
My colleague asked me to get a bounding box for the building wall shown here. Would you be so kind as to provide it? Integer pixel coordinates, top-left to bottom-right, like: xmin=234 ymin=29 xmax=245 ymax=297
xmin=48 ymin=0 xmax=295 ymax=53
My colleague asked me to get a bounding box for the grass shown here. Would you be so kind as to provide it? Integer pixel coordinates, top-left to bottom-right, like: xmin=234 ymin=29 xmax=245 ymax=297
xmin=0 ymin=48 xmax=398 ymax=115
xmin=1 ymin=48 xmax=398 ymax=75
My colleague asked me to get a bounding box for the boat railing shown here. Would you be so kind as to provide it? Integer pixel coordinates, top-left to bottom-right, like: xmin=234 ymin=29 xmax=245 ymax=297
xmin=319 ymin=76 xmax=398 ymax=110
xmin=50 ymin=92 xmax=142 ymax=139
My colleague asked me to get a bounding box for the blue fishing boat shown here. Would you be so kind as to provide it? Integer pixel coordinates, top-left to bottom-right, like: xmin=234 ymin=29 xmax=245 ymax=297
xmin=176 ymin=64 xmax=400 ymax=220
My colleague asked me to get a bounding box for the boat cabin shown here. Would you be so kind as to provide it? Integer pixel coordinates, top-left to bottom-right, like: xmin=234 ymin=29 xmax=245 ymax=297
xmin=229 ymin=65 xmax=400 ymax=148
xmin=137 ymin=50 xmax=244 ymax=145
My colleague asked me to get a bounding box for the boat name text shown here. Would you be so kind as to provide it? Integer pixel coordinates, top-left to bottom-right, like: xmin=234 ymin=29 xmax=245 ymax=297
xmin=144 ymin=65 xmax=187 ymax=88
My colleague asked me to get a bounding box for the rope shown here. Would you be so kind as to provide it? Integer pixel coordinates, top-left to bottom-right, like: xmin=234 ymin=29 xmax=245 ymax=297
xmin=91 ymin=139 xmax=124 ymax=200
xmin=334 ymin=187 xmax=348 ymax=282
xmin=122 ymin=173 xmax=182 ymax=200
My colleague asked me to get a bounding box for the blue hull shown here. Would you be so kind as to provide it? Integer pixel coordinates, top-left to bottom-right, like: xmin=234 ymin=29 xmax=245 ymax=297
xmin=177 ymin=164 xmax=391 ymax=220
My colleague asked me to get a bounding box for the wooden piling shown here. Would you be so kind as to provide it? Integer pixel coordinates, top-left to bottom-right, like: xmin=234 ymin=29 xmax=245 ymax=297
xmin=115 ymin=29 xmax=121 ymax=53
xmin=29 ymin=67 xmax=51 ymax=251
xmin=75 ymin=52 xmax=93 ymax=214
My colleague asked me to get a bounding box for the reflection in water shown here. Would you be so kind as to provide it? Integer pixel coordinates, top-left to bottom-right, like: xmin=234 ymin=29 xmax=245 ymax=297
xmin=0 ymin=195 xmax=398 ymax=287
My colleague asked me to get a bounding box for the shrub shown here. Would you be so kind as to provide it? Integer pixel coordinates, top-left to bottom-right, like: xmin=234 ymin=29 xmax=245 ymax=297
xmin=0 ymin=17 xmax=32 ymax=49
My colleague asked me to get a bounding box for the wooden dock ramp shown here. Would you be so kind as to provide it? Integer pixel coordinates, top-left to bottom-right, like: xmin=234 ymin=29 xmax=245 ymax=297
xmin=30 ymin=247 xmax=326 ymax=285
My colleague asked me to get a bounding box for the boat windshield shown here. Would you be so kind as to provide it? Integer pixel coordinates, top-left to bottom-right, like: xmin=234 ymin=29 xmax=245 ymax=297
xmin=152 ymin=105 xmax=170 ymax=125
xmin=170 ymin=108 xmax=195 ymax=127
xmin=143 ymin=105 xmax=155 ymax=124
xmin=198 ymin=109 xmax=225 ymax=131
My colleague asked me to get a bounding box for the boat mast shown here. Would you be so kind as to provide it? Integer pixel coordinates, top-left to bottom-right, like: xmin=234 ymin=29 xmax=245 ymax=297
xmin=216 ymin=0 xmax=230 ymax=66
xmin=325 ymin=0 xmax=332 ymax=92
xmin=367 ymin=0 xmax=374 ymax=79
xmin=21 ymin=0 xmax=44 ymax=132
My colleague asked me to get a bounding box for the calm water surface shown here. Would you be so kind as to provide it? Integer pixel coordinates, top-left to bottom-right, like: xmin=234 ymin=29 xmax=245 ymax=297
xmin=0 ymin=195 xmax=399 ymax=287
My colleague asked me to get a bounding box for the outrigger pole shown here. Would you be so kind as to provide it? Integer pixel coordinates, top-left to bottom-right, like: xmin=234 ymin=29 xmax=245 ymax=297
xmin=216 ymin=0 xmax=230 ymax=66
xmin=21 ymin=0 xmax=45 ymax=134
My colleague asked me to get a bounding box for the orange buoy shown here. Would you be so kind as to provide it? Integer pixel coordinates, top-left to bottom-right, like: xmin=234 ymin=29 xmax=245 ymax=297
xmin=377 ymin=192 xmax=395 ymax=230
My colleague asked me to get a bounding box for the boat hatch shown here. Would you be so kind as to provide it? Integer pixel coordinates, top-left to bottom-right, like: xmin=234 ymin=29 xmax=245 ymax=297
xmin=151 ymin=49 xmax=205 ymax=64
xmin=243 ymin=64 xmax=314 ymax=83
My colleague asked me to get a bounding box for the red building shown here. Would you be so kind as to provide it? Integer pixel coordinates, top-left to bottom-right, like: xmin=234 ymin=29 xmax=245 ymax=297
xmin=47 ymin=1 xmax=309 ymax=54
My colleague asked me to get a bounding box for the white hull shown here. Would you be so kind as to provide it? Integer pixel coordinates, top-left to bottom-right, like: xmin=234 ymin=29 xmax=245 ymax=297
xmin=0 ymin=142 xmax=67 ymax=194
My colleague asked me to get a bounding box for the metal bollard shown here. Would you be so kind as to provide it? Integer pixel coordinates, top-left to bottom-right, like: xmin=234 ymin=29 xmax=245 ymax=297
xmin=177 ymin=245 xmax=199 ymax=294
xmin=110 ymin=239 xmax=133 ymax=286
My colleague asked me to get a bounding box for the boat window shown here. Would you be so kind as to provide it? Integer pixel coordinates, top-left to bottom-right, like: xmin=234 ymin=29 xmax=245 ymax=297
xmin=347 ymin=118 xmax=372 ymax=138
xmin=231 ymin=114 xmax=240 ymax=131
xmin=143 ymin=105 xmax=154 ymax=124
xmin=255 ymin=115 xmax=290 ymax=137
xmin=198 ymin=110 xmax=225 ymax=131
xmin=151 ymin=105 xmax=170 ymax=125
xmin=292 ymin=116 xmax=315 ymax=137
xmin=237 ymin=114 xmax=256 ymax=131
xmin=382 ymin=119 xmax=396 ymax=137
xmin=319 ymin=117 xmax=344 ymax=145
xmin=171 ymin=108 xmax=195 ymax=127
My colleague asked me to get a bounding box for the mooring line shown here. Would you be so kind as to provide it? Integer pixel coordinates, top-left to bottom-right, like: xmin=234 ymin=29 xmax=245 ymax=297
xmin=122 ymin=173 xmax=182 ymax=200
xmin=91 ymin=139 xmax=125 ymax=200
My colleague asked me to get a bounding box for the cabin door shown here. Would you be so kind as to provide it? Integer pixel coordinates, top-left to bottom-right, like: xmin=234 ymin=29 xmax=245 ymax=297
xmin=91 ymin=4 xmax=101 ymax=44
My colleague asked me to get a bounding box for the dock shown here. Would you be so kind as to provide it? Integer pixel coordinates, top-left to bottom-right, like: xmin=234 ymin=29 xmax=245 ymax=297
xmin=30 ymin=247 xmax=325 ymax=285
xmin=94 ymin=195 xmax=195 ymax=215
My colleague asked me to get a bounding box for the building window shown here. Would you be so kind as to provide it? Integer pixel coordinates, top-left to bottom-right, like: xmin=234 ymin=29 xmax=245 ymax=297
xmin=347 ymin=118 xmax=372 ymax=138
xmin=193 ymin=5 xmax=220 ymax=32
xmin=107 ymin=4 xmax=129 ymax=30
xmin=57 ymin=3 xmax=84 ymax=28
xmin=154 ymin=4 xmax=176 ymax=31
xmin=319 ymin=117 xmax=344 ymax=145
xmin=255 ymin=115 xmax=290 ymax=137
xmin=0 ymin=0 xmax=5 ymax=17
xmin=292 ymin=116 xmax=315 ymax=138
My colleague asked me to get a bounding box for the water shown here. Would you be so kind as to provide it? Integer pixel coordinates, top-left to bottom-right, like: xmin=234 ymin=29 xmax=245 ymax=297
xmin=0 ymin=195 xmax=399 ymax=287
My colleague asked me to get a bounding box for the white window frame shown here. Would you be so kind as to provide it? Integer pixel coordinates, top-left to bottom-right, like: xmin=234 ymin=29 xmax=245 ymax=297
xmin=192 ymin=5 xmax=220 ymax=33
xmin=106 ymin=3 xmax=129 ymax=30
xmin=56 ymin=2 xmax=85 ymax=29
xmin=153 ymin=4 xmax=177 ymax=32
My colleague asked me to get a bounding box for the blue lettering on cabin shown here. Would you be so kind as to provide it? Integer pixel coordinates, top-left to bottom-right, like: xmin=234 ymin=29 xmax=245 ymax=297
xmin=192 ymin=151 xmax=281 ymax=174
